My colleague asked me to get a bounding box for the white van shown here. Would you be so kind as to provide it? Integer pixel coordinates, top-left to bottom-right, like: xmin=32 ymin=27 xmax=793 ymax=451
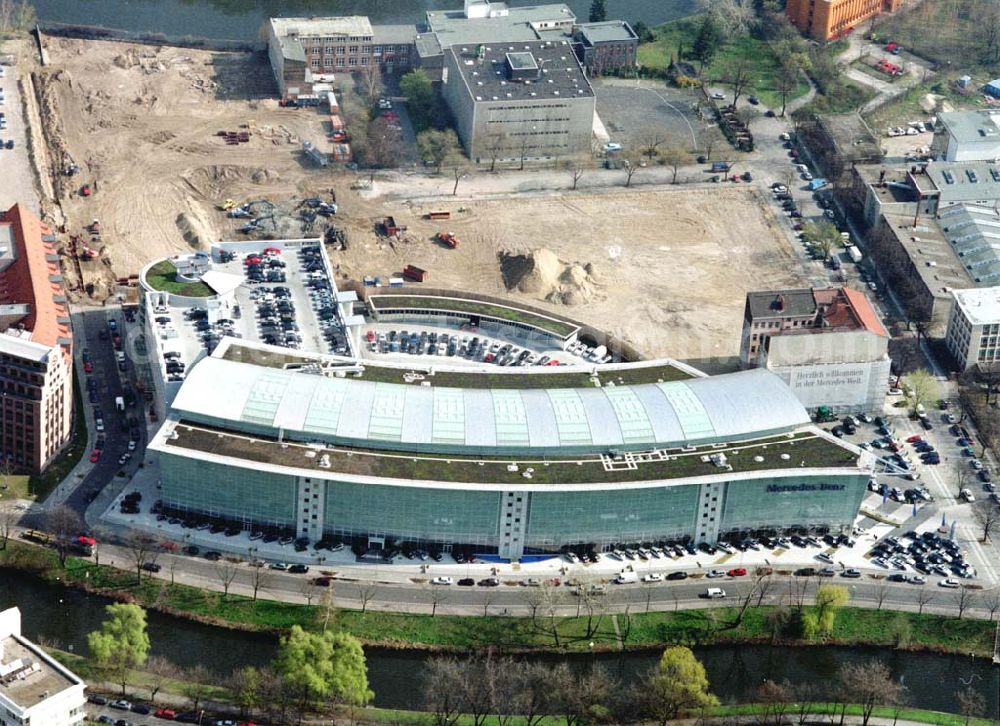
xmin=614 ymin=571 xmax=639 ymax=585
xmin=704 ymin=588 xmax=727 ymax=599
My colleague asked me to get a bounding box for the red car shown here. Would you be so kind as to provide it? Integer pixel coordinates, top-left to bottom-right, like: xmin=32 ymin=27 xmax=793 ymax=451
xmin=245 ymin=256 xmax=262 ymax=266
xmin=153 ymin=708 xmax=177 ymax=720
xmin=89 ymin=449 xmax=102 ymax=463
xmin=906 ymin=435 xmax=923 ymax=443
xmin=888 ymin=442 xmax=902 ymax=452
xmin=83 ymin=361 xmax=93 ymax=374
xmin=727 ymin=567 xmax=747 ymax=577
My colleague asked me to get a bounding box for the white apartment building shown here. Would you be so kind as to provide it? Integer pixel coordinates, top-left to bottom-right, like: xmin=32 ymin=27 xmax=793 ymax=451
xmin=0 ymin=607 xmax=86 ymax=726
xmin=946 ymin=286 xmax=1000 ymax=370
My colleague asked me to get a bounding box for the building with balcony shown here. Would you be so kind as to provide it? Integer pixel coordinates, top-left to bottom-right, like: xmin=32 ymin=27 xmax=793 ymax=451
xmin=0 ymin=204 xmax=73 ymax=473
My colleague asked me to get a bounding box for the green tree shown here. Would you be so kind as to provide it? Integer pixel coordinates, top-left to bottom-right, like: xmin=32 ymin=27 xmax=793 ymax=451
xmin=802 ymin=220 xmax=842 ymax=261
xmin=814 ymin=584 xmax=849 ymax=634
xmin=799 ymin=610 xmax=820 ymax=640
xmin=399 ymin=69 xmax=435 ymax=132
xmin=902 ymin=369 xmax=938 ymax=416
xmin=691 ymin=15 xmax=723 ymax=71
xmin=87 ymin=603 xmax=151 ymax=695
xmin=417 ymin=128 xmax=462 ymax=171
xmin=588 ymin=0 xmax=607 ymax=23
xmin=643 ymin=646 xmax=719 ymax=724
xmin=275 ymin=626 xmax=373 ymax=712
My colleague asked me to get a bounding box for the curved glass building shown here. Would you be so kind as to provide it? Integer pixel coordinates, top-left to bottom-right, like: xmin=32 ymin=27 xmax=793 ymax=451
xmin=149 ymin=352 xmax=872 ymax=560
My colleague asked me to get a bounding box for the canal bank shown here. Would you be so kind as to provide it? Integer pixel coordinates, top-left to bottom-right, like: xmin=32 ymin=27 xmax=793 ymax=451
xmin=2 ymin=568 xmax=998 ymax=716
xmin=30 ymin=0 xmax=698 ymax=43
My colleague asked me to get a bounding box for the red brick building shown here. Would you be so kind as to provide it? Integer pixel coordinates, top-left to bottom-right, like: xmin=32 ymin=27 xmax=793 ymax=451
xmin=785 ymin=0 xmax=902 ymax=41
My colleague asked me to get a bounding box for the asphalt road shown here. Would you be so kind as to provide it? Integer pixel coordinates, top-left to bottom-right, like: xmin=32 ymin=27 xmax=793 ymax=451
xmin=32 ymin=308 xmax=146 ymax=524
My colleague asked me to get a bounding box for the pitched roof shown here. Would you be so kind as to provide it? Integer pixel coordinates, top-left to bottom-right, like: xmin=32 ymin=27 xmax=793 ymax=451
xmin=841 ymin=287 xmax=888 ymax=337
xmin=0 ymin=205 xmax=71 ymax=357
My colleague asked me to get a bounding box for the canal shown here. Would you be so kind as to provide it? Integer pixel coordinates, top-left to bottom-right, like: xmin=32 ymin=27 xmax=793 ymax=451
xmin=2 ymin=571 xmax=996 ymax=716
xmin=31 ymin=0 xmax=699 ymax=42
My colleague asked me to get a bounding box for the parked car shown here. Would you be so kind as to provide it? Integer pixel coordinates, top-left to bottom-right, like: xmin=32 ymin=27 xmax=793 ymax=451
xmin=431 ymin=576 xmax=453 ymax=585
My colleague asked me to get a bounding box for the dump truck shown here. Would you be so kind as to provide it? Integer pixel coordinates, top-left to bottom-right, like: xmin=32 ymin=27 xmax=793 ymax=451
xmin=382 ymin=216 xmax=403 ymax=236
xmin=403 ymin=265 xmax=427 ymax=282
xmin=436 ymin=231 xmax=460 ymax=249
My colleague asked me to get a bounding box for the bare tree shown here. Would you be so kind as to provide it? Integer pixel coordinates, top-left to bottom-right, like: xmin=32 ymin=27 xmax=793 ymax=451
xmin=568 ymin=165 xmax=585 ymax=190
xmin=754 ymin=572 xmax=778 ymax=607
xmin=511 ymin=662 xmax=553 ymax=726
xmin=319 ymin=581 xmax=336 ymax=632
xmin=213 ymin=561 xmax=240 ymax=598
xmin=424 ymin=656 xmax=464 ymax=725
xmin=725 ymin=54 xmax=754 ymax=108
xmin=983 ymin=587 xmax=1000 ymax=621
xmin=701 ymin=126 xmax=725 ymax=161
xmin=428 ymin=583 xmax=449 ymax=617
xmin=0 ymin=508 xmax=16 ymax=550
xmin=838 ymin=659 xmax=903 ymax=726
xmin=248 ymin=563 xmax=272 ymax=602
xmin=915 ymin=587 xmax=935 ymax=615
xmin=45 ymin=505 xmax=81 ymax=567
xmin=451 ymin=163 xmax=470 ymax=196
xmin=623 ymin=160 xmax=640 ymax=188
xmin=873 ymin=580 xmax=891 ymax=610
xmin=953 ymin=586 xmax=978 ymax=619
xmin=539 ymin=580 xmax=566 ymax=647
xmin=792 ymin=681 xmax=822 ymax=725
xmin=481 ymin=589 xmax=496 ymax=617
xmin=483 ymin=130 xmax=508 ymax=172
xmin=359 ymin=62 xmax=384 ymax=107
xmin=299 ymin=579 xmax=319 ymax=606
xmin=956 ymin=685 xmax=986 ymax=726
xmin=356 ymin=580 xmax=378 ymax=613
xmin=364 ymin=116 xmax=403 ymax=170
xmin=637 ymin=127 xmax=667 ymax=159
xmin=180 ymin=664 xmax=214 ymax=712
xmin=144 ymin=655 xmax=180 ymax=703
xmin=126 ymin=534 xmax=158 ymax=584
xmin=758 ymin=679 xmax=793 ymax=725
xmin=972 ymin=500 xmax=1000 ymax=542
xmin=660 ymin=146 xmax=688 ymax=184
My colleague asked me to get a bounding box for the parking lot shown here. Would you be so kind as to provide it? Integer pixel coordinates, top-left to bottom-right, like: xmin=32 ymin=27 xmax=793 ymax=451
xmin=592 ymin=79 xmax=703 ymax=152
xmin=0 ymin=54 xmax=39 ymax=212
xmin=358 ymin=322 xmax=610 ymax=368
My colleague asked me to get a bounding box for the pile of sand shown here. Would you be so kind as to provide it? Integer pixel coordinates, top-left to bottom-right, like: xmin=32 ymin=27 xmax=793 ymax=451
xmin=183 ymin=165 xmax=280 ymax=198
xmin=175 ymin=210 xmax=213 ymax=249
xmin=500 ymin=248 xmax=602 ymax=306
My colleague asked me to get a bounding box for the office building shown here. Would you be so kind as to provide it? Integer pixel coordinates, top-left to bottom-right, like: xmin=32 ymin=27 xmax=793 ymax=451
xmin=265 ymin=16 xmax=375 ymax=97
xmin=443 ymin=40 xmax=596 ymax=160
xmin=0 ymin=607 xmax=87 ymax=726
xmin=0 ymin=204 xmax=73 ymax=473
xmin=149 ymin=350 xmax=871 ymax=560
xmin=740 ymin=287 xmax=890 ymax=414
xmin=785 ymin=0 xmax=902 ymax=41
xmin=946 ymin=286 xmax=1000 ymax=370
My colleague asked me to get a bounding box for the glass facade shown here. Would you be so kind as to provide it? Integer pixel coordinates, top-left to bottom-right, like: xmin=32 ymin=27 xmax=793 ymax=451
xmin=160 ymin=454 xmax=297 ymax=528
xmin=324 ymin=481 xmax=502 ymax=545
xmin=526 ymin=486 xmax=699 ymax=548
xmin=158 ymin=452 xmax=868 ymax=553
xmin=719 ymin=473 xmax=868 ymax=534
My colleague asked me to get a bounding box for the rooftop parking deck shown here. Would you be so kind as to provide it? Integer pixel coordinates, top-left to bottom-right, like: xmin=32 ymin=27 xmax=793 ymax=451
xmin=368 ymin=293 xmax=580 ymax=338
xmin=164 ymin=421 xmax=860 ymax=486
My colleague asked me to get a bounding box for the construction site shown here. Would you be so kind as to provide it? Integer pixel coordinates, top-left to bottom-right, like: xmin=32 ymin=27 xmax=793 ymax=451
xmin=26 ymin=36 xmax=807 ymax=359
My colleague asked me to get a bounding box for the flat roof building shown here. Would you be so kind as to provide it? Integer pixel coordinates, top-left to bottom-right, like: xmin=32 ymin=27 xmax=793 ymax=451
xmin=785 ymin=0 xmax=902 ymax=41
xmin=0 ymin=607 xmax=86 ymax=725
xmin=572 ymin=20 xmax=638 ymax=74
xmin=0 ymin=205 xmax=74 ymax=473
xmin=265 ymin=16 xmax=375 ymax=98
xmin=427 ymin=1 xmax=576 ymax=49
xmin=947 ymin=286 xmax=1000 ymax=370
xmin=150 ymin=351 xmax=871 ymax=559
xmin=931 ymin=110 xmax=1000 ymax=162
xmin=740 ymin=287 xmax=890 ymax=414
xmin=443 ymin=39 xmax=595 ymax=161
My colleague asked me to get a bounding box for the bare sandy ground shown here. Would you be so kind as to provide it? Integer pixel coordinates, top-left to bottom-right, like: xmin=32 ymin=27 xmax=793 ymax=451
xmin=33 ymin=37 xmax=807 ymax=358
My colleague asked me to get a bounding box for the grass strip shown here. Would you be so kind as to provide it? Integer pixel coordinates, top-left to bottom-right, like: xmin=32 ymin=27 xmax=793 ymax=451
xmin=0 ymin=541 xmax=994 ymax=657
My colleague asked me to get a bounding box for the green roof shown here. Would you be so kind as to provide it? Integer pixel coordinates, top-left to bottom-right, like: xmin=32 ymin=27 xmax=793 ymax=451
xmin=166 ymin=422 xmax=860 ymax=485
